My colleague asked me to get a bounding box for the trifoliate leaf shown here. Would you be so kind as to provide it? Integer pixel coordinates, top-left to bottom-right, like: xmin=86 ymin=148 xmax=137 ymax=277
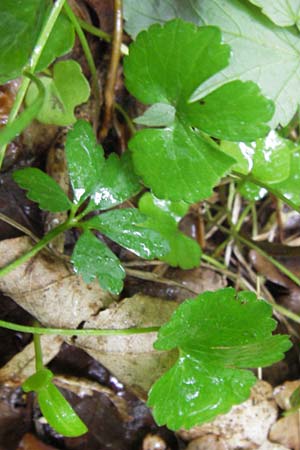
xmin=85 ymin=208 xmax=169 ymax=259
xmin=13 ymin=168 xmax=72 ymax=212
xmin=134 ymin=103 xmax=176 ymax=127
xmin=123 ymin=0 xmax=300 ymax=128
xmin=72 ymin=230 xmax=125 ymax=294
xmin=248 ymin=0 xmax=300 ymax=27
xmin=221 ymin=131 xmax=295 ymax=183
xmin=139 ymin=193 xmax=201 ymax=269
xmin=35 ymin=12 xmax=75 ymax=72
xmin=148 ymin=288 xmax=291 ymax=430
xmin=88 ymin=152 xmax=141 ymax=211
xmin=38 ymin=383 xmax=87 ymax=437
xmin=0 ymin=0 xmax=46 ymax=84
xmin=125 ymin=19 xmax=273 ymax=202
xmin=66 ymin=121 xmax=140 ymax=209
xmin=26 ymin=60 xmax=90 ymax=126
xmin=65 ymin=120 xmax=104 ymax=205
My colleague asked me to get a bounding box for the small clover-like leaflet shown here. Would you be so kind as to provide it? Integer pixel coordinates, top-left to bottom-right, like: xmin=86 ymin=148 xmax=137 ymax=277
xmin=148 ymin=288 xmax=291 ymax=430
xmin=23 ymin=368 xmax=87 ymax=437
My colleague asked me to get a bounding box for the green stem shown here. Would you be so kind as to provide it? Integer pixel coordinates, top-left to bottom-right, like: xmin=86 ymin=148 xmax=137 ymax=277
xmin=115 ymin=102 xmax=136 ymax=135
xmin=0 ymin=320 xmax=159 ymax=336
xmin=77 ymin=17 xmax=129 ymax=55
xmin=33 ymin=324 xmax=44 ymax=371
xmin=0 ymin=221 xmax=72 ymax=278
xmin=0 ymin=0 xmax=66 ymax=169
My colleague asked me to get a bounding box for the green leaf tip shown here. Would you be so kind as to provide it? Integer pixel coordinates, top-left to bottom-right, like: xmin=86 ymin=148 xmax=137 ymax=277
xmin=23 ymin=369 xmax=88 ymax=437
xmin=125 ymin=19 xmax=273 ymax=202
xmin=148 ymin=287 xmax=291 ymax=430
xmin=13 ymin=167 xmax=72 ymax=212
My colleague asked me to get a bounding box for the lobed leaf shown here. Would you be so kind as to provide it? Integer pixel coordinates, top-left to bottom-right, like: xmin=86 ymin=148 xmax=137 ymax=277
xmin=85 ymin=208 xmax=169 ymax=259
xmin=71 ymin=230 xmax=125 ymax=294
xmin=66 ymin=121 xmax=140 ymax=208
xmin=124 ymin=0 xmax=300 ymax=128
xmin=13 ymin=167 xmax=72 ymax=212
xmin=26 ymin=60 xmax=90 ymax=126
xmin=125 ymin=19 xmax=273 ymax=202
xmin=138 ymin=193 xmax=201 ymax=268
xmin=148 ymin=288 xmax=291 ymax=430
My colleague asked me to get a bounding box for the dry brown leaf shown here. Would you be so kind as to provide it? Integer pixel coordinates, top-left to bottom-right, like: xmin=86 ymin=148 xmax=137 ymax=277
xmin=273 ymin=380 xmax=300 ymax=410
xmin=0 ymin=335 xmax=63 ymax=385
xmin=16 ymin=433 xmax=59 ymax=450
xmin=179 ymin=381 xmax=278 ymax=449
xmin=0 ymin=236 xmax=114 ymax=328
xmin=270 ymin=413 xmax=300 ymax=450
xmin=76 ymin=294 xmax=178 ymax=391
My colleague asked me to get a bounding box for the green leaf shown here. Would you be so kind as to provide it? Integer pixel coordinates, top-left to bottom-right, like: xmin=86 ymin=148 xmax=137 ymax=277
xmin=66 ymin=121 xmax=140 ymax=208
xmin=139 ymin=193 xmax=201 ymax=269
xmin=191 ymin=0 xmax=300 ymax=128
xmin=124 ymin=0 xmax=300 ymax=128
xmin=13 ymin=168 xmax=72 ymax=212
xmin=125 ymin=19 xmax=273 ymax=202
xmin=65 ymin=120 xmax=104 ymax=205
xmin=221 ymin=131 xmax=295 ymax=183
xmin=26 ymin=60 xmax=90 ymax=126
xmin=38 ymin=383 xmax=87 ymax=437
xmin=271 ymin=150 xmax=300 ymax=208
xmin=0 ymin=0 xmax=45 ymax=83
xmin=22 ymin=368 xmax=53 ymax=392
xmin=35 ymin=12 xmax=75 ymax=72
xmin=85 ymin=208 xmax=169 ymax=259
xmin=72 ymin=230 xmax=125 ymax=294
xmin=248 ymin=0 xmax=300 ymax=27
xmin=148 ymin=288 xmax=291 ymax=430
xmin=134 ymin=103 xmax=176 ymax=127
xmin=238 ymin=181 xmax=267 ymax=201
xmin=88 ymin=152 xmax=141 ymax=211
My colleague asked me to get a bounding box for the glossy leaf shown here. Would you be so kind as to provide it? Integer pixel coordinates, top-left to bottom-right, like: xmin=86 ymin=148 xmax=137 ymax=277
xmin=66 ymin=121 xmax=140 ymax=208
xmin=36 ymin=12 xmax=75 ymax=72
xmin=148 ymin=288 xmax=291 ymax=430
xmin=238 ymin=181 xmax=267 ymax=201
xmin=221 ymin=131 xmax=295 ymax=183
xmin=248 ymin=0 xmax=300 ymax=27
xmin=125 ymin=19 xmax=273 ymax=202
xmin=26 ymin=60 xmax=90 ymax=126
xmin=139 ymin=193 xmax=201 ymax=268
xmin=85 ymin=208 xmax=169 ymax=259
xmin=65 ymin=120 xmax=104 ymax=205
xmin=13 ymin=168 xmax=72 ymax=212
xmin=124 ymin=0 xmax=300 ymax=127
xmin=38 ymin=383 xmax=87 ymax=437
xmin=72 ymin=230 xmax=125 ymax=294
xmin=22 ymin=368 xmax=53 ymax=392
xmin=0 ymin=0 xmax=45 ymax=83
xmin=271 ymin=150 xmax=300 ymax=209
xmin=88 ymin=152 xmax=141 ymax=211
xmin=130 ymin=122 xmax=233 ymax=202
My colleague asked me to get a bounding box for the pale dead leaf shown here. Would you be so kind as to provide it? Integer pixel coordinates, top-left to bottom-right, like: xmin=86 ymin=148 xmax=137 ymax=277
xmin=75 ymin=294 xmax=178 ymax=392
xmin=0 ymin=236 xmax=114 ymax=328
xmin=0 ymin=335 xmax=63 ymax=385
xmin=179 ymin=381 xmax=278 ymax=449
xmin=273 ymin=380 xmax=300 ymax=410
xmin=270 ymin=413 xmax=300 ymax=450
